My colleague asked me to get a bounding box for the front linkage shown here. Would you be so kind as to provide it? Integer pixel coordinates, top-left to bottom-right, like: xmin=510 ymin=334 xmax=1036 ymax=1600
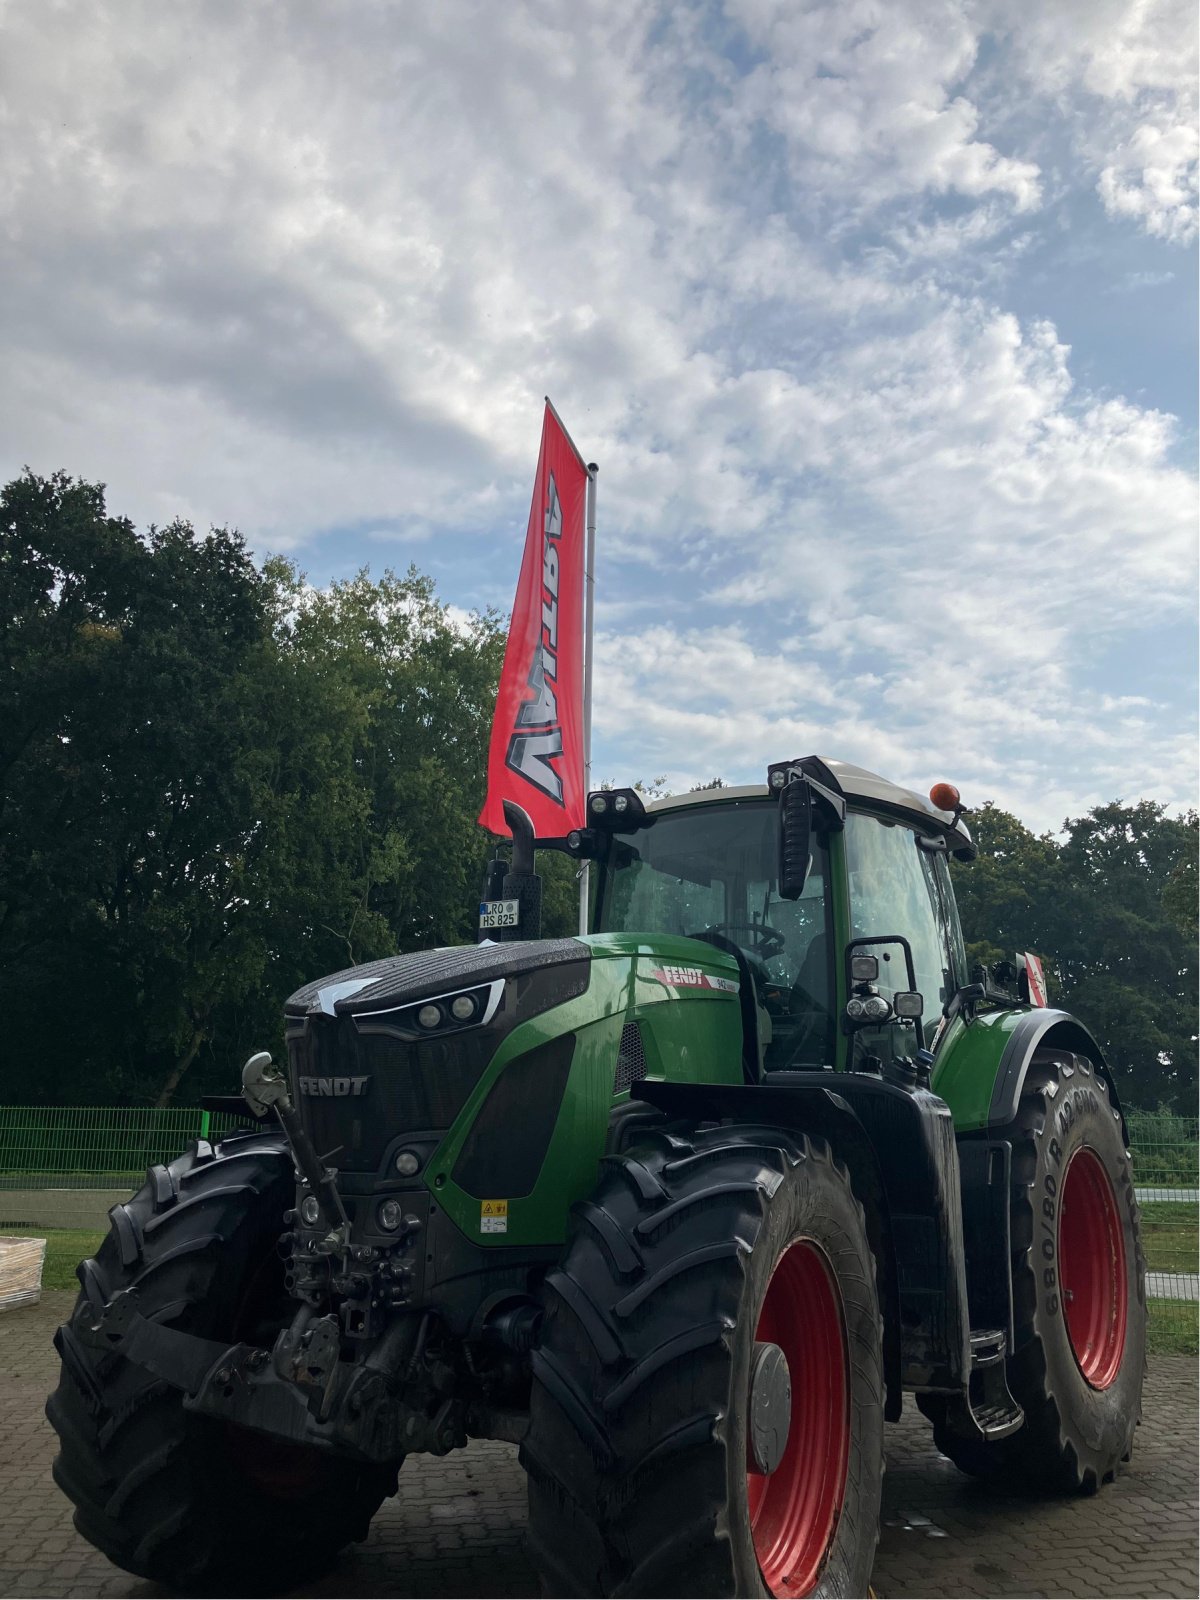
xmin=84 ymin=1055 xmax=534 ymax=1466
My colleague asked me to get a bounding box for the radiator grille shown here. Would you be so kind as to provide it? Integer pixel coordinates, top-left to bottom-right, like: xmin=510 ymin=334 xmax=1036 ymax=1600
xmin=293 ymin=1017 xmax=493 ymax=1171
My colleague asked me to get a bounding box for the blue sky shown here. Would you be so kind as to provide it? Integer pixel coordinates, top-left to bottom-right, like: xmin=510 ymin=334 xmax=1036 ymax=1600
xmin=2 ymin=0 xmax=1196 ymax=833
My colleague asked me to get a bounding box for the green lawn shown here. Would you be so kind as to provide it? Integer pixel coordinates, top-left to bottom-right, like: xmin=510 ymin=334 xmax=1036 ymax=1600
xmin=1139 ymin=1200 xmax=1198 ymax=1275
xmin=2 ymin=1228 xmax=104 ymax=1291
xmin=1148 ymin=1297 xmax=1199 ymax=1356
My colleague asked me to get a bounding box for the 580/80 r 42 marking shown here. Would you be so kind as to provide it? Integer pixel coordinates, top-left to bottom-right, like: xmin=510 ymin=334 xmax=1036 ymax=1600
xmin=522 ymin=1123 xmax=884 ymax=1597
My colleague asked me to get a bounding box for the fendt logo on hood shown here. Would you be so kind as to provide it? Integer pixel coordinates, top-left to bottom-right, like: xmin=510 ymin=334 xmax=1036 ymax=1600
xmin=505 ymin=471 xmax=564 ymax=802
xmin=297 ymin=1076 xmax=370 ymax=1098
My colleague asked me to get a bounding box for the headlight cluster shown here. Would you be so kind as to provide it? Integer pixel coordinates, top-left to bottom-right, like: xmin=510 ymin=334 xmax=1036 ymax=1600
xmin=356 ymin=979 xmax=503 ymax=1039
xmin=416 ymin=990 xmax=482 ymax=1029
xmin=846 ymin=993 xmax=892 ymax=1023
xmin=584 ymin=787 xmax=649 ymax=828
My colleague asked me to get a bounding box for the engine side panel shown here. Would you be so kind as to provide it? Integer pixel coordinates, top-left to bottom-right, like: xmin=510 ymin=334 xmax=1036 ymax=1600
xmin=429 ymin=937 xmax=745 ymax=1250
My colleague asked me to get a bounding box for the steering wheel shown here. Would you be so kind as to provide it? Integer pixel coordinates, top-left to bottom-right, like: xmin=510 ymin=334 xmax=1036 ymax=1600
xmin=686 ymin=922 xmax=786 ymax=960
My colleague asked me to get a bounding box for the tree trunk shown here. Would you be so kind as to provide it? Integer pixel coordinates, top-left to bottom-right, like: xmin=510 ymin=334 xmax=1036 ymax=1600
xmin=155 ymin=1028 xmax=204 ymax=1108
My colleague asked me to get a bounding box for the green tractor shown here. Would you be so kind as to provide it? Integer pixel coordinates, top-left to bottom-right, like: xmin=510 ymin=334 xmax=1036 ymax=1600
xmin=48 ymin=757 xmax=1146 ymax=1597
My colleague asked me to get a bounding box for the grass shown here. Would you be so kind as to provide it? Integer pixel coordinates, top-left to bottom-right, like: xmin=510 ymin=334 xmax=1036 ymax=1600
xmin=1 ymin=1228 xmax=104 ymax=1291
xmin=1147 ymin=1297 xmax=1199 ymax=1356
xmin=1139 ymin=1201 xmax=1198 ymax=1275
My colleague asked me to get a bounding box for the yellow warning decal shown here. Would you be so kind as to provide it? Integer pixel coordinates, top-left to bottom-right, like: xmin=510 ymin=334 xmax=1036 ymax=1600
xmin=480 ymin=1198 xmax=508 ymax=1235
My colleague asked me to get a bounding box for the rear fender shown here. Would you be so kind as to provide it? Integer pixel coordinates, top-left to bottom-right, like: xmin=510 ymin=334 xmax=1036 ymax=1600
xmin=634 ymin=1073 xmax=974 ymax=1409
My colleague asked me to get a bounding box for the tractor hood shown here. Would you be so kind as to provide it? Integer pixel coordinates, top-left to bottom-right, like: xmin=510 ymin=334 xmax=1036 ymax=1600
xmin=282 ymin=939 xmax=592 ymax=1176
xmin=284 ymin=937 xmax=590 ymax=1021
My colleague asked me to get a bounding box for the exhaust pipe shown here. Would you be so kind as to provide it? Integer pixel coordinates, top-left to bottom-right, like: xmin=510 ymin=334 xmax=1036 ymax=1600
xmin=497 ymin=800 xmax=542 ymax=941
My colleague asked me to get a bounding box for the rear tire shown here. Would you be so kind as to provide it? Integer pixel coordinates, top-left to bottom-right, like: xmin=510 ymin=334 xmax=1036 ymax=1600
xmin=522 ymin=1122 xmax=884 ymax=1597
xmin=46 ymin=1130 xmax=397 ymax=1591
xmin=924 ymin=1050 xmax=1146 ymax=1491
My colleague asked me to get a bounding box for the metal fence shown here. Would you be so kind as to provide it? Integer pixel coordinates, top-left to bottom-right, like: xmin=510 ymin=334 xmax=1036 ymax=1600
xmin=0 ymin=1105 xmax=243 ymax=1229
xmin=1 ymin=1101 xmax=1195 ymax=1345
xmin=1126 ymin=1111 xmax=1199 ymax=1350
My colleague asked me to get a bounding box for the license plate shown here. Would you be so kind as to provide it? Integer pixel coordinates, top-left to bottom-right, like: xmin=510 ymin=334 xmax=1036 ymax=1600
xmin=479 ymin=898 xmax=519 ymax=930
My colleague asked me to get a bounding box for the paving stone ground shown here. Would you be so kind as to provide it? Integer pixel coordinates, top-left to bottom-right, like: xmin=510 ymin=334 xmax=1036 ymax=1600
xmin=2 ymin=1291 xmax=1196 ymax=1599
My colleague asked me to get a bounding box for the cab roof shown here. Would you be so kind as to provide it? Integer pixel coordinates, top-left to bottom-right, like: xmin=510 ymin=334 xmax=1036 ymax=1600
xmin=645 ymin=757 xmax=974 ymax=853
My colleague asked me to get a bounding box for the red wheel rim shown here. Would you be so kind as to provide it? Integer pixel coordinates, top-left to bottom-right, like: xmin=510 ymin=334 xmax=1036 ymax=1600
xmin=1059 ymin=1146 xmax=1127 ymax=1390
xmin=747 ymin=1240 xmax=850 ymax=1596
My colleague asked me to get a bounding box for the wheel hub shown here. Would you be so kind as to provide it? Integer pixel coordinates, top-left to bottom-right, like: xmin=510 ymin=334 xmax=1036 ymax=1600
xmin=748 ymin=1341 xmax=792 ymax=1476
xmin=1059 ymin=1145 xmax=1128 ymax=1390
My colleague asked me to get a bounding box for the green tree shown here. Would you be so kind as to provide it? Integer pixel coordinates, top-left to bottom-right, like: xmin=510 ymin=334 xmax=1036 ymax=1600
xmin=0 ymin=473 xmax=509 ymax=1105
xmin=0 ymin=471 xmax=281 ymax=1103
xmin=953 ymin=799 xmax=1197 ymax=1111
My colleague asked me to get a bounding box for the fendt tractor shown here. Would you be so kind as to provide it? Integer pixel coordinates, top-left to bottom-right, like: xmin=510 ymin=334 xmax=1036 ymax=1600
xmin=48 ymin=757 xmax=1146 ymax=1598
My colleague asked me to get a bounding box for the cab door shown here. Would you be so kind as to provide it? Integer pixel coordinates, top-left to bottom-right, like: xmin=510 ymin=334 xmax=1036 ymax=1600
xmin=839 ymin=809 xmax=967 ymax=1066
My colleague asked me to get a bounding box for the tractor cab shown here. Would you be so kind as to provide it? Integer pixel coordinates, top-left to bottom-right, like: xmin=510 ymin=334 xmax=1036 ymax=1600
xmin=589 ymin=756 xmax=976 ymax=1081
xmin=594 ymin=793 xmax=836 ymax=1074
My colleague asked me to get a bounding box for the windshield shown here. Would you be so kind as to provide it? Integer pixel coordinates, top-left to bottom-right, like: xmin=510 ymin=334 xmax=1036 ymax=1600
xmin=596 ymin=800 xmax=835 ymax=1070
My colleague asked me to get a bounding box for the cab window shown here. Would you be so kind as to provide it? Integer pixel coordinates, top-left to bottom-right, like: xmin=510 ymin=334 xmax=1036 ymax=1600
xmin=844 ymin=811 xmax=956 ymax=1043
xmin=598 ymin=800 xmax=836 ymax=1070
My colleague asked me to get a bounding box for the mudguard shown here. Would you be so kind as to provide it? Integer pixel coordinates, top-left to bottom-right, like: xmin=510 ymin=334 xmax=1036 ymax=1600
xmin=932 ymin=1007 xmax=1127 ymax=1139
xmin=989 ymin=1009 xmax=1127 ymax=1132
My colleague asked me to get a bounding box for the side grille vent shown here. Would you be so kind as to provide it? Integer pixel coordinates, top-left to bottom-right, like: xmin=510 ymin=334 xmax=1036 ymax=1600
xmin=615 ymin=1022 xmax=645 ymax=1094
xmin=451 ymin=1033 xmax=576 ymax=1200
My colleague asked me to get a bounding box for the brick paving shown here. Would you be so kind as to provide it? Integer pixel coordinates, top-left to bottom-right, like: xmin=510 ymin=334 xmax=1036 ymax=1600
xmin=2 ymin=1291 xmax=1196 ymax=1599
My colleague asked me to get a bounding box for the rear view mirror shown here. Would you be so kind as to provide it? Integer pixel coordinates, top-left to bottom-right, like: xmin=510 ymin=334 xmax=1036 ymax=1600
xmin=777 ymin=775 xmax=812 ymax=899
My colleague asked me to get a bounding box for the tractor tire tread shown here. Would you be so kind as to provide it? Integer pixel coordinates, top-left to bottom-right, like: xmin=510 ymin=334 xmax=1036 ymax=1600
xmin=524 ymin=1121 xmax=883 ymax=1598
xmin=46 ymin=1131 xmax=396 ymax=1590
xmin=926 ymin=1050 xmax=1146 ymax=1491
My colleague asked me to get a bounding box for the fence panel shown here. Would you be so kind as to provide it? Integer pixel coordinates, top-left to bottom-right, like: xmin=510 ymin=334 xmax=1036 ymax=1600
xmin=0 ymin=1105 xmax=243 ymax=1229
xmin=1127 ymin=1111 xmax=1199 ymax=1352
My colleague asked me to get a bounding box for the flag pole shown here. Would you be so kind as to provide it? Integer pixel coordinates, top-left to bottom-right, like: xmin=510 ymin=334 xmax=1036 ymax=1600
xmin=579 ymin=461 xmax=598 ymax=936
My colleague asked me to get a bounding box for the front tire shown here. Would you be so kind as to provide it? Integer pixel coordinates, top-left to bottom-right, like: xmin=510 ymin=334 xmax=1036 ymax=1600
xmin=522 ymin=1123 xmax=884 ymax=1597
xmin=925 ymin=1050 xmax=1146 ymax=1491
xmin=46 ymin=1129 xmax=397 ymax=1591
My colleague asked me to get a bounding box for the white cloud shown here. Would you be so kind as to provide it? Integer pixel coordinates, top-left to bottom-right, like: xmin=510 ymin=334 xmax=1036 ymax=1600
xmin=1098 ymin=119 xmax=1199 ymax=243
xmin=0 ymin=0 xmax=1194 ymax=831
xmin=729 ymin=0 xmax=1042 ymax=212
xmin=984 ymin=0 xmax=1199 ymax=244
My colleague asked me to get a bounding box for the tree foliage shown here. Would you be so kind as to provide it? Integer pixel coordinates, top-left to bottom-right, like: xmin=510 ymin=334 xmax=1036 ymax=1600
xmin=0 ymin=472 xmax=509 ymax=1104
xmin=953 ymin=801 xmax=1198 ymax=1111
xmin=2 ymin=471 xmax=1194 ymax=1112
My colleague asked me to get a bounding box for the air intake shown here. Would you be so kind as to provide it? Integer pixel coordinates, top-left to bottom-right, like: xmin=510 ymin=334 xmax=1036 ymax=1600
xmin=615 ymin=1022 xmax=645 ymax=1094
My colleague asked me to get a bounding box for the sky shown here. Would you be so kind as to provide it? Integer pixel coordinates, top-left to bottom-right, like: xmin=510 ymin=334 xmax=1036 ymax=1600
xmin=2 ymin=0 xmax=1197 ymax=835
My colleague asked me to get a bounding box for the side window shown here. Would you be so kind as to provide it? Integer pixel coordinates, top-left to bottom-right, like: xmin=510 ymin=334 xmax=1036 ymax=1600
xmin=931 ymin=851 xmax=968 ymax=987
xmin=844 ymin=812 xmax=956 ymax=1043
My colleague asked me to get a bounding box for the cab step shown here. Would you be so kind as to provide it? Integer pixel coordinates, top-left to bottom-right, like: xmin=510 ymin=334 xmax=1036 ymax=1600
xmin=966 ymin=1327 xmax=1024 ymax=1440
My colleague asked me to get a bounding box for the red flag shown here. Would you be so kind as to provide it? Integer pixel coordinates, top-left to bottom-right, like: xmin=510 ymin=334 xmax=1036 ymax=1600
xmin=479 ymin=403 xmax=589 ymax=837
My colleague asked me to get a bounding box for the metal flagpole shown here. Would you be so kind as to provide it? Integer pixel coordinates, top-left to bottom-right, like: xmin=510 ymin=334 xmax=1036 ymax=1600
xmin=579 ymin=462 xmax=598 ymax=936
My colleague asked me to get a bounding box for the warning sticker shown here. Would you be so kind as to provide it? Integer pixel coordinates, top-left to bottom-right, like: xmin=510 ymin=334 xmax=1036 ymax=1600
xmin=481 ymin=1199 xmax=509 ymax=1235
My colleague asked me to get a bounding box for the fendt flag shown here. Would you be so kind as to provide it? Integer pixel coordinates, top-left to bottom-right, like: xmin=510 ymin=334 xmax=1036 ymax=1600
xmin=479 ymin=402 xmax=590 ymax=838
